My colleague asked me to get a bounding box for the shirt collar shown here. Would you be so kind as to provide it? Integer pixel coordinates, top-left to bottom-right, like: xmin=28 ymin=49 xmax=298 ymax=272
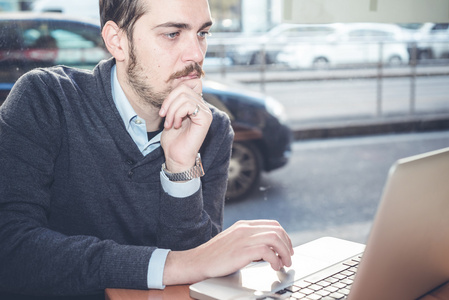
xmin=111 ymin=64 xmax=138 ymax=130
xmin=110 ymin=64 xmax=161 ymax=154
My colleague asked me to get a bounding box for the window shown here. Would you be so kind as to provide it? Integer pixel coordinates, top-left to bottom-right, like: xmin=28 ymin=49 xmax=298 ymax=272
xmin=1 ymin=3 xmax=448 ymax=248
xmin=0 ymin=16 xmax=110 ymax=86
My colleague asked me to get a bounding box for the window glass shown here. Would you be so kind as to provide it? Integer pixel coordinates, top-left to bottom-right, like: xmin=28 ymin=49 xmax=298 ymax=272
xmin=202 ymin=4 xmax=449 ymax=245
xmin=209 ymin=0 xmax=242 ymax=32
xmin=432 ymin=23 xmax=449 ymax=31
xmin=0 ymin=17 xmax=110 ymax=85
xmin=22 ymin=28 xmax=42 ymax=47
xmin=0 ymin=21 xmax=21 ymax=50
xmin=1 ymin=3 xmax=448 ymax=247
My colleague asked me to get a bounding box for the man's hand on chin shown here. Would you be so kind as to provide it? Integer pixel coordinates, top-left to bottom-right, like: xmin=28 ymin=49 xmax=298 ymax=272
xmin=159 ymin=78 xmax=212 ymax=174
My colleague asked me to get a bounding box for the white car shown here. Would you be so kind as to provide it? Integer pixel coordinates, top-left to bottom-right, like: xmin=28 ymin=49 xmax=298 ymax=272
xmin=224 ymin=23 xmax=338 ymax=65
xmin=277 ymin=23 xmax=410 ymax=69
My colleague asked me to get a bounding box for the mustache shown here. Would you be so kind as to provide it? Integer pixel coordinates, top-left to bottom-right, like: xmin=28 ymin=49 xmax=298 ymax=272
xmin=166 ymin=63 xmax=205 ymax=83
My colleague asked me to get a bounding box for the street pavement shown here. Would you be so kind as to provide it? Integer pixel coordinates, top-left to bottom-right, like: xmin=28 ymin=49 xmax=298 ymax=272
xmin=223 ymin=130 xmax=449 ymax=247
xmin=211 ymin=65 xmax=449 ymax=246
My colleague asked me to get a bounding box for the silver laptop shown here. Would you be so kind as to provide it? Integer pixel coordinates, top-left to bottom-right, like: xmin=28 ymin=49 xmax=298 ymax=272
xmin=190 ymin=146 xmax=449 ymax=300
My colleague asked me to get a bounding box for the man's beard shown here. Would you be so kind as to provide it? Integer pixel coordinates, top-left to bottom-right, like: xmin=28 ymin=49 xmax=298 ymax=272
xmin=127 ymin=46 xmax=204 ymax=109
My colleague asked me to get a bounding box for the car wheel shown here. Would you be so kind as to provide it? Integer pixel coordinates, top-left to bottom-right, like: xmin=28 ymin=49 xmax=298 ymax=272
xmin=250 ymin=52 xmax=271 ymax=65
xmin=312 ymin=57 xmax=329 ymax=68
xmin=387 ymin=55 xmax=402 ymax=66
xmin=226 ymin=141 xmax=263 ymax=201
xmin=418 ymin=49 xmax=433 ymax=60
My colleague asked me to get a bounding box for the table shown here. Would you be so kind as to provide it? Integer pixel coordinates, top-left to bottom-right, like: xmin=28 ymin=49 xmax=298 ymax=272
xmin=106 ymin=281 xmax=449 ymax=300
xmin=106 ymin=285 xmax=192 ymax=300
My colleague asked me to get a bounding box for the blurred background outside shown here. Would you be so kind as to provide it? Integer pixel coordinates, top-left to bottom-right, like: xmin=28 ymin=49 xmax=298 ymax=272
xmin=2 ymin=0 xmax=448 ymax=127
xmin=1 ymin=0 xmax=449 ymax=246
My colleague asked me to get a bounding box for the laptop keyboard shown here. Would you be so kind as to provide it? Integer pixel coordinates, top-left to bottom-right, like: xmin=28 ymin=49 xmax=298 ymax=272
xmin=263 ymin=255 xmax=362 ymax=300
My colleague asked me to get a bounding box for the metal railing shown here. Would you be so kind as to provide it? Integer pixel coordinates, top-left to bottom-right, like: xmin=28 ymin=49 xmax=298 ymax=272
xmin=204 ymin=38 xmax=449 ymax=119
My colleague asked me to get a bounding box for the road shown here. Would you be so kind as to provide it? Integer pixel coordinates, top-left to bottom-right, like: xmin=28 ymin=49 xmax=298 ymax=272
xmin=223 ymin=130 xmax=449 ymax=247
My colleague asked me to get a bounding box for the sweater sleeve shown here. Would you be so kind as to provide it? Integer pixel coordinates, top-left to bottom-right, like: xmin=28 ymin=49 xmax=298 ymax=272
xmin=0 ymin=73 xmax=154 ymax=296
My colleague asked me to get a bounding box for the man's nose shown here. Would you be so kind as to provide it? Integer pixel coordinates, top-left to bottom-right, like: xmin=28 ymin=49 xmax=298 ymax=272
xmin=181 ymin=34 xmax=206 ymax=64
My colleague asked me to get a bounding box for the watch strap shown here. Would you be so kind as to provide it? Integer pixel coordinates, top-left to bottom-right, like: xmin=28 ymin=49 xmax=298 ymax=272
xmin=162 ymin=153 xmax=205 ymax=182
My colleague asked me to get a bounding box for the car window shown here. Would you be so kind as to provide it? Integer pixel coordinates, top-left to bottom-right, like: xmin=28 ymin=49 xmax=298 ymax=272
xmin=22 ymin=27 xmax=43 ymax=47
xmin=431 ymin=23 xmax=449 ymax=31
xmin=292 ymin=26 xmax=334 ymax=37
xmin=0 ymin=2 xmax=18 ymax=11
xmin=0 ymin=17 xmax=110 ymax=83
xmin=0 ymin=21 xmax=22 ymax=50
xmin=347 ymin=29 xmax=394 ymax=41
xmin=51 ymin=29 xmax=95 ymax=48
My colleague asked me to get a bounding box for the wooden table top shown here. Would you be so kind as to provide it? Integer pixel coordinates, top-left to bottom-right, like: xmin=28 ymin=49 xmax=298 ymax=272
xmin=106 ymin=281 xmax=449 ymax=300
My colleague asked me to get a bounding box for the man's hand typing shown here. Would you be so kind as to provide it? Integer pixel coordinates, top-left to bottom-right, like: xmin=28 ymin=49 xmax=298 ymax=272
xmin=163 ymin=220 xmax=294 ymax=285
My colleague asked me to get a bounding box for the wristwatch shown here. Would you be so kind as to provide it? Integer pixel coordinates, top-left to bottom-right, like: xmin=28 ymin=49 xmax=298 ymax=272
xmin=162 ymin=153 xmax=205 ymax=181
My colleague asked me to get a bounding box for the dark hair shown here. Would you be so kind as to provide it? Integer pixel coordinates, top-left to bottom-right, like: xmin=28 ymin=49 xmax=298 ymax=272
xmin=99 ymin=0 xmax=148 ymax=42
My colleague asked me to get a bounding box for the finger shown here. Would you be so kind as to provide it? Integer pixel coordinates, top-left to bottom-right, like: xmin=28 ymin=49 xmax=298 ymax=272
xmin=189 ymin=104 xmax=201 ymax=118
xmin=182 ymin=78 xmax=203 ymax=95
xmin=173 ymin=103 xmax=195 ymax=129
xmin=249 ymin=245 xmax=283 ymax=271
xmin=255 ymin=220 xmax=294 ymax=255
xmin=189 ymin=101 xmax=212 ymax=121
xmin=167 ymin=98 xmax=211 ymax=129
xmin=160 ymin=79 xmax=203 ymax=116
xmin=168 ymin=98 xmax=206 ymax=129
xmin=161 ymin=92 xmax=195 ymax=129
xmin=235 ymin=220 xmax=294 ymax=256
xmin=231 ymin=224 xmax=293 ymax=268
xmin=160 ymin=87 xmax=206 ymax=129
xmin=250 ymin=231 xmax=293 ymax=268
xmin=159 ymin=87 xmax=187 ymax=119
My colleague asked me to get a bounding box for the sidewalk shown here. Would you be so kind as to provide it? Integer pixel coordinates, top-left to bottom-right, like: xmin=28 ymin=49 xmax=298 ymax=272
xmin=290 ymin=113 xmax=449 ymax=140
xmin=207 ymin=65 xmax=449 ymax=140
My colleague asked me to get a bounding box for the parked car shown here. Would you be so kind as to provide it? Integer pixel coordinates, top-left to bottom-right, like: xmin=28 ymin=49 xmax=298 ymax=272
xmin=222 ymin=23 xmax=338 ymax=65
xmin=413 ymin=23 xmax=449 ymax=59
xmin=0 ymin=12 xmax=292 ymax=201
xmin=202 ymin=81 xmax=291 ymax=200
xmin=0 ymin=12 xmax=110 ymax=101
xmin=277 ymin=23 xmax=410 ymax=69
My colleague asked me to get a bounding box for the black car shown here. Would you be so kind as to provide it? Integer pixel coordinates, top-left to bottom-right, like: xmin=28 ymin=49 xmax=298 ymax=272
xmin=0 ymin=12 xmax=292 ymax=200
xmin=203 ymin=81 xmax=291 ymax=200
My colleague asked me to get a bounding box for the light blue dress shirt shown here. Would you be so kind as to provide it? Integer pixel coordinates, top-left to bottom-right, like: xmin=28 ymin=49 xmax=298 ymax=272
xmin=110 ymin=64 xmax=200 ymax=289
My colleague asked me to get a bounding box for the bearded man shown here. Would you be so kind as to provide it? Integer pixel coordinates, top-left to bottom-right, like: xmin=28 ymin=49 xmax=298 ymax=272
xmin=0 ymin=0 xmax=293 ymax=299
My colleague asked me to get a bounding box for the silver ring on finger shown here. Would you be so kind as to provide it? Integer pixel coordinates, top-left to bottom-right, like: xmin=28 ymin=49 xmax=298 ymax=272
xmin=191 ymin=104 xmax=200 ymax=117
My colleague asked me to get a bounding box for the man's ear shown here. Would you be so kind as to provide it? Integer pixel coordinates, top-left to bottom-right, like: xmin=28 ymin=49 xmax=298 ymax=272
xmin=102 ymin=21 xmax=127 ymax=62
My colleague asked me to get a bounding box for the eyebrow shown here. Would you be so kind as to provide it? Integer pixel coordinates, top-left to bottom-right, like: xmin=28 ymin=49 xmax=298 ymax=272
xmin=153 ymin=21 xmax=213 ymax=31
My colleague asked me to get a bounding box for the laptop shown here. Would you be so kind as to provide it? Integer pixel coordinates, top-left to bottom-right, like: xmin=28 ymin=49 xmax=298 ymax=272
xmin=190 ymin=146 xmax=449 ymax=300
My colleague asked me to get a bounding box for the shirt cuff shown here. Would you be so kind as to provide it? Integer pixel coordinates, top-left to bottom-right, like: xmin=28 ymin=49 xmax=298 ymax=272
xmin=147 ymin=248 xmax=170 ymax=289
xmin=160 ymin=170 xmax=201 ymax=198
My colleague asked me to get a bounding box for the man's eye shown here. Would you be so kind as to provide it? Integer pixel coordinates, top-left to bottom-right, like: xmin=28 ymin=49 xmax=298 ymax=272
xmin=198 ymin=31 xmax=211 ymax=38
xmin=165 ymin=32 xmax=180 ymax=39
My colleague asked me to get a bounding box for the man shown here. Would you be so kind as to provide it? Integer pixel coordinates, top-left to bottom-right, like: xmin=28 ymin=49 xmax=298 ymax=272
xmin=0 ymin=0 xmax=293 ymax=298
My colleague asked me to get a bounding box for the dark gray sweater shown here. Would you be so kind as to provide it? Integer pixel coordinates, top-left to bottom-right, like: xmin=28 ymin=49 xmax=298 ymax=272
xmin=0 ymin=58 xmax=233 ymax=298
